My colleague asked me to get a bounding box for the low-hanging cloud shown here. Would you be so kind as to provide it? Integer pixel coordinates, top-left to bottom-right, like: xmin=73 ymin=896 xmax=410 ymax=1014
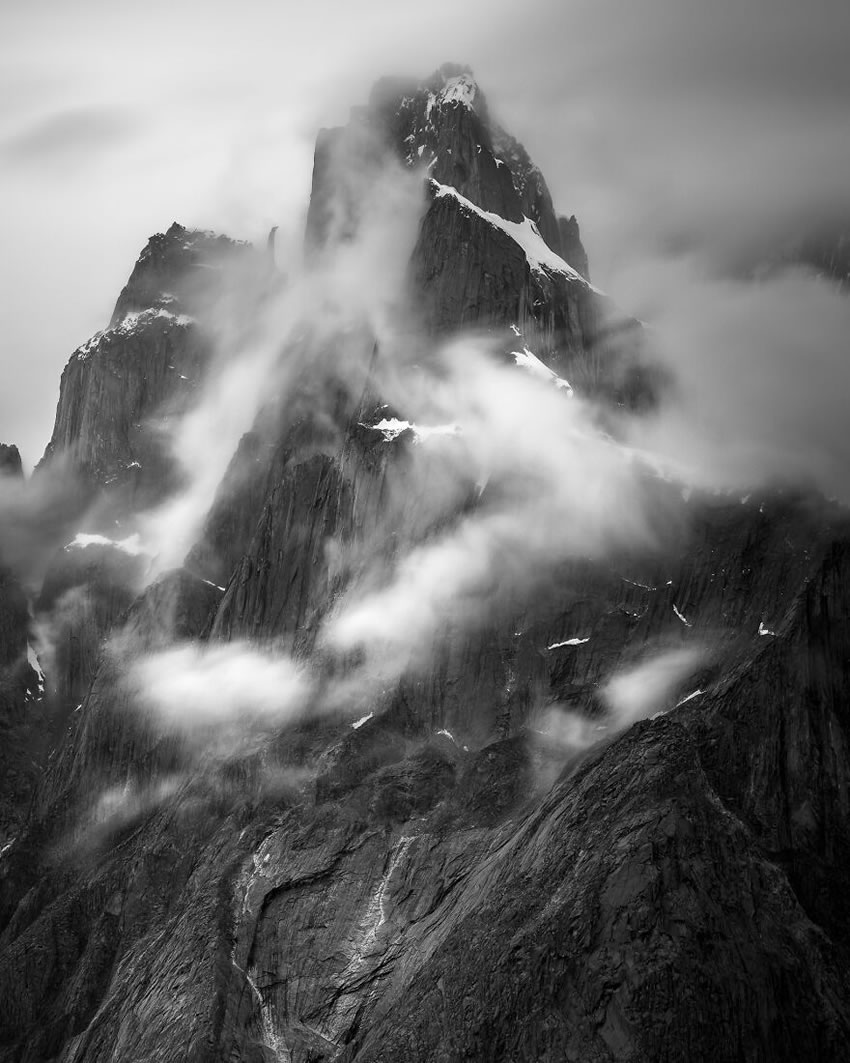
xmin=0 ymin=456 xmax=93 ymax=584
xmin=617 ymin=259 xmax=850 ymax=500
xmin=536 ymin=646 xmax=704 ymax=756
xmin=137 ymin=131 xmax=426 ymax=577
xmin=324 ymin=338 xmax=673 ymax=691
xmin=129 ymin=641 xmax=313 ymax=733
xmin=602 ymin=646 xmax=704 ymax=728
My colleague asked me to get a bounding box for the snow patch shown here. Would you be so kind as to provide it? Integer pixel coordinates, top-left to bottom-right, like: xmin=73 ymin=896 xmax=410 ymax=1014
xmin=672 ymin=604 xmax=692 ymax=627
xmin=675 ymin=688 xmax=705 ymax=708
xmin=512 ymin=347 xmax=573 ymax=393
xmin=435 ymin=728 xmax=456 ymax=744
xmin=548 ymin=637 xmax=590 ymax=649
xmin=363 ymin=418 xmax=460 ymax=443
xmin=440 ymin=73 xmax=478 ymax=107
xmin=758 ymin=621 xmax=776 ymax=637
xmin=74 ymin=308 xmax=194 ymax=362
xmin=117 ymin=308 xmax=193 ymax=332
xmin=432 ymin=181 xmax=589 ymax=284
xmin=425 ymin=73 xmax=478 ymax=122
xmin=621 ymin=576 xmax=657 ymax=591
xmin=352 ymin=712 xmax=374 ymax=730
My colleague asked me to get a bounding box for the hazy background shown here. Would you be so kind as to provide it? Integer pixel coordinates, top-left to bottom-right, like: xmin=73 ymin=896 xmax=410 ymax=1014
xmin=2 ymin=0 xmax=849 ymax=472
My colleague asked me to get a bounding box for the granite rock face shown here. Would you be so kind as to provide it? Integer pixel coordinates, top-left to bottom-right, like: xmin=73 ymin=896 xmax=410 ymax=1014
xmin=39 ymin=223 xmax=263 ymax=509
xmin=1 ymin=66 xmax=850 ymax=1063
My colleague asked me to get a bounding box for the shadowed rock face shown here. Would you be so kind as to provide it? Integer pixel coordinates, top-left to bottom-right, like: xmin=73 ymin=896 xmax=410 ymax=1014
xmin=0 ymin=565 xmax=44 ymax=846
xmin=559 ymin=213 xmax=591 ymax=281
xmin=39 ymin=223 xmax=264 ymax=510
xmin=1 ymin=66 xmax=850 ymax=1063
xmin=0 ymin=447 xmax=47 ymax=843
xmin=0 ymin=447 xmax=22 ymax=480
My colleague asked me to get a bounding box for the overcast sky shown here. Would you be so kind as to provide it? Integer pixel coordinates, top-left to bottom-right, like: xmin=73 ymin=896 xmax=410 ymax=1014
xmin=2 ymin=0 xmax=849 ymax=472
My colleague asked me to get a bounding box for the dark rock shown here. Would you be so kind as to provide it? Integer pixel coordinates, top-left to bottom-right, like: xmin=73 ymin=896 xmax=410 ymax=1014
xmin=39 ymin=224 xmax=266 ymax=515
xmin=0 ymin=446 xmax=22 ymax=480
xmin=0 ymin=566 xmax=44 ymax=845
xmin=110 ymin=222 xmax=253 ymax=325
xmin=559 ymin=213 xmax=591 ymax=280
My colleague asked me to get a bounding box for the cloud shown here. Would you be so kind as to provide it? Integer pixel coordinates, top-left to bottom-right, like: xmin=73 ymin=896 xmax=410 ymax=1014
xmin=495 ymin=0 xmax=850 ymax=283
xmin=536 ymin=646 xmax=704 ymax=757
xmin=617 ymin=259 xmax=850 ymax=500
xmin=89 ymin=775 xmax=182 ymax=835
xmin=0 ymin=457 xmax=93 ymax=584
xmin=601 ymin=647 xmax=704 ymax=728
xmin=0 ymin=107 xmax=143 ymax=168
xmin=324 ymin=338 xmax=672 ymax=691
xmin=128 ymin=641 xmax=312 ymax=734
xmin=137 ymin=134 xmax=426 ymax=576
xmin=31 ymin=584 xmax=90 ymax=690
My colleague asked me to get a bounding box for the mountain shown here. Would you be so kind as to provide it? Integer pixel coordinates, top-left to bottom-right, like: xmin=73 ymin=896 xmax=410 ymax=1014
xmin=1 ymin=64 xmax=850 ymax=1062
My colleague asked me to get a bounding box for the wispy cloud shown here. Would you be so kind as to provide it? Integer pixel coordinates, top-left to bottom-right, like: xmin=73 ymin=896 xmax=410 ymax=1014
xmin=0 ymin=107 xmax=143 ymax=168
xmin=536 ymin=646 xmax=704 ymax=757
xmin=128 ymin=641 xmax=312 ymax=740
xmin=618 ymin=259 xmax=850 ymax=500
xmin=323 ymin=337 xmax=671 ymax=693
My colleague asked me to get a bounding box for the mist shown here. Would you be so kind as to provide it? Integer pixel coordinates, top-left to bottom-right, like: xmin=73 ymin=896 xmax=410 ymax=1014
xmin=129 ymin=641 xmax=312 ymax=737
xmin=602 ymin=647 xmax=705 ymax=728
xmin=0 ymin=457 xmax=94 ymax=585
xmin=137 ymin=137 xmax=426 ymax=577
xmin=537 ymin=647 xmax=705 ymax=756
xmin=323 ymin=336 xmax=673 ymax=692
xmin=615 ymin=259 xmax=850 ymax=501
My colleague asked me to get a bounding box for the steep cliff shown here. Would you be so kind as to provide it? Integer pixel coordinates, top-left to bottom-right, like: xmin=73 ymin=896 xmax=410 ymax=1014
xmin=0 ymin=451 xmax=49 ymax=845
xmin=1 ymin=66 xmax=849 ymax=1063
xmin=39 ymin=223 xmax=260 ymax=507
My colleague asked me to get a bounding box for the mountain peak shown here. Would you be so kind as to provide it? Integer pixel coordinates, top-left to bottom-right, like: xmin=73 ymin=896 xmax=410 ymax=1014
xmin=0 ymin=443 xmax=22 ymax=479
xmin=110 ymin=223 xmax=254 ymax=326
xmin=427 ymin=63 xmax=480 ymax=112
xmin=308 ymin=63 xmax=585 ymax=274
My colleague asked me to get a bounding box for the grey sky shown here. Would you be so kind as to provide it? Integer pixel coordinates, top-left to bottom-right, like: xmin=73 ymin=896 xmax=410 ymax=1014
xmin=1 ymin=0 xmax=848 ymax=472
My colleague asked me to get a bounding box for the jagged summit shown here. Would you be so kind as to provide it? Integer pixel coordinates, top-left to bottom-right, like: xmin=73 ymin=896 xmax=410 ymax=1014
xmin=0 ymin=444 xmax=22 ymax=479
xmin=307 ymin=63 xmax=588 ymax=279
xmin=368 ymin=63 xmax=480 ymax=114
xmin=110 ymin=221 xmax=252 ymax=326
